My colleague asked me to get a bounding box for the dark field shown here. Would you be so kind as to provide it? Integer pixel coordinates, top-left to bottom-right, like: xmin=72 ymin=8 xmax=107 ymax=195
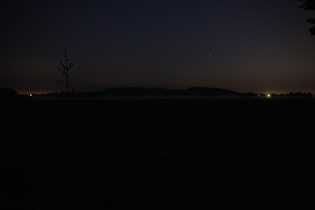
xmin=1 ymin=98 xmax=315 ymax=209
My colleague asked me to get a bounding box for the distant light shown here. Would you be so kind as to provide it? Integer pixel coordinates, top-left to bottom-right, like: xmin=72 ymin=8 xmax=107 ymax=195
xmin=29 ymin=94 xmax=33 ymax=97
xmin=266 ymin=93 xmax=271 ymax=98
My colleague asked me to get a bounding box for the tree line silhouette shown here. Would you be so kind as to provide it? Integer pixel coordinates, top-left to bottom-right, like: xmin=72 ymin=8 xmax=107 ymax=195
xmin=19 ymin=88 xmax=314 ymax=99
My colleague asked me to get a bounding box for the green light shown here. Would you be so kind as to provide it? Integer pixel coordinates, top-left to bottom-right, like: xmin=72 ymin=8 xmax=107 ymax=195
xmin=266 ymin=93 xmax=271 ymax=98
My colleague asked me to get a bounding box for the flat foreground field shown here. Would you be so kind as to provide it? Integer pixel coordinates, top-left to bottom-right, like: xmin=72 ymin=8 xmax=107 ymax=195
xmin=1 ymin=98 xmax=315 ymax=209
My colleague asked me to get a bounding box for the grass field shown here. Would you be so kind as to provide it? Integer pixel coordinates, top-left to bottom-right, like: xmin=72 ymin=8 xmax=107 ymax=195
xmin=1 ymin=98 xmax=315 ymax=209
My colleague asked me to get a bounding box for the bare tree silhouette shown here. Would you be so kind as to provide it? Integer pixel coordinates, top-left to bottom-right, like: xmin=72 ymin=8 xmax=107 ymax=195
xmin=57 ymin=49 xmax=81 ymax=94
xmin=299 ymin=0 xmax=315 ymax=35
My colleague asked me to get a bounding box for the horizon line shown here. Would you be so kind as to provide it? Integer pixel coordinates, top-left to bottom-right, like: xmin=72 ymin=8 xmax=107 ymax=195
xmin=13 ymin=86 xmax=315 ymax=96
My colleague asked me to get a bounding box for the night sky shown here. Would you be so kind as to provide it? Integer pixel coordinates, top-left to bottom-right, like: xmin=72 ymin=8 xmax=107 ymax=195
xmin=1 ymin=0 xmax=315 ymax=94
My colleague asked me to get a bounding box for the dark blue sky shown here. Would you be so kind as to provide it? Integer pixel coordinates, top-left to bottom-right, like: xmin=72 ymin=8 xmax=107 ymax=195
xmin=1 ymin=0 xmax=315 ymax=94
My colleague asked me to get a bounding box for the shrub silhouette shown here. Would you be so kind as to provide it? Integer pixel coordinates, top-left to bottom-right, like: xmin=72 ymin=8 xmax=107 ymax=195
xmin=299 ymin=0 xmax=315 ymax=35
xmin=57 ymin=49 xmax=81 ymax=94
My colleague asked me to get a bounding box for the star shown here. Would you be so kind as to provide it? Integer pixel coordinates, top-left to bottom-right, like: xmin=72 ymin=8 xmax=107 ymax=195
xmin=24 ymin=9 xmax=34 ymax=15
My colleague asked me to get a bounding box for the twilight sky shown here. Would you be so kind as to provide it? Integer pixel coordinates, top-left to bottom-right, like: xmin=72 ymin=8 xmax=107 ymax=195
xmin=1 ymin=0 xmax=315 ymax=94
